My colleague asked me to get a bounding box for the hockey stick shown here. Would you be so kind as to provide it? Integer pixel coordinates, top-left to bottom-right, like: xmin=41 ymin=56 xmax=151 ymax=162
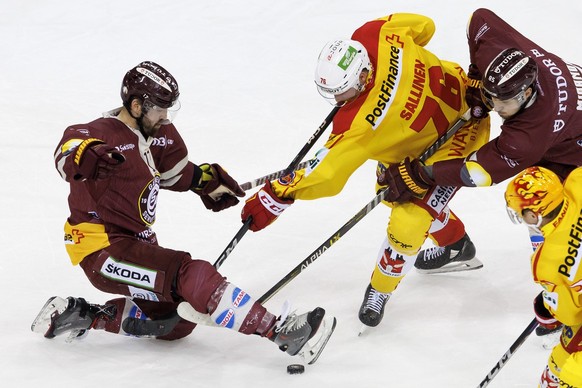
xmin=239 ymin=160 xmax=311 ymax=191
xmin=255 ymin=109 xmax=472 ymax=304
xmin=212 ymin=105 xmax=341 ymax=269
xmin=179 ymin=110 xmax=472 ymax=323
xmin=476 ymin=317 xmax=539 ymax=388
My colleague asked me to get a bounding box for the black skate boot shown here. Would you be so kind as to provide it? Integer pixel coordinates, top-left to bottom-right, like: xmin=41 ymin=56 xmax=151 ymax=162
xmin=358 ymin=283 xmax=390 ymax=329
xmin=414 ymin=233 xmax=483 ymax=274
xmin=31 ymin=296 xmax=115 ymax=342
xmin=269 ymin=306 xmax=336 ymax=365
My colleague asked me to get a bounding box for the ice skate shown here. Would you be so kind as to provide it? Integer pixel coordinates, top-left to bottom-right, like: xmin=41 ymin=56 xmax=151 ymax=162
xmin=358 ymin=284 xmax=390 ymax=335
xmin=32 ymin=296 xmax=116 ymax=342
xmin=31 ymin=296 xmax=99 ymax=342
xmin=414 ymin=233 xmax=483 ymax=274
xmin=270 ymin=306 xmax=336 ymax=365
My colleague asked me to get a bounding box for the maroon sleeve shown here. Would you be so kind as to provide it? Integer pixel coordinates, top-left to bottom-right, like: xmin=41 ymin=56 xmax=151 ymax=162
xmin=54 ymin=120 xmax=108 ymax=183
xmin=467 ymin=8 xmax=538 ymax=73
xmin=152 ymin=124 xmax=198 ymax=192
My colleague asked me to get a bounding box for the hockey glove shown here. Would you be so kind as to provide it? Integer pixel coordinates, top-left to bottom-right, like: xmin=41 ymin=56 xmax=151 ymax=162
xmin=192 ymin=163 xmax=245 ymax=212
xmin=533 ymin=291 xmax=561 ymax=332
xmin=465 ymin=64 xmax=491 ymax=119
xmin=379 ymin=157 xmax=435 ymax=203
xmin=74 ymin=139 xmax=125 ymax=181
xmin=241 ymin=181 xmax=294 ymax=232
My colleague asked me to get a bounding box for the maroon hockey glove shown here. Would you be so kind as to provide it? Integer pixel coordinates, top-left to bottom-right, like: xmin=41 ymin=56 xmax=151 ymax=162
xmin=465 ymin=64 xmax=491 ymax=119
xmin=379 ymin=157 xmax=435 ymax=203
xmin=533 ymin=292 xmax=561 ymax=332
xmin=193 ymin=163 xmax=245 ymax=212
xmin=74 ymin=139 xmax=125 ymax=181
xmin=241 ymin=181 xmax=294 ymax=232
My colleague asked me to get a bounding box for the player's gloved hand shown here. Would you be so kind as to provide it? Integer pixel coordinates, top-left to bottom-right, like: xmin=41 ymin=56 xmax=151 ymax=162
xmin=378 ymin=157 xmax=435 ymax=203
xmin=241 ymin=181 xmax=294 ymax=232
xmin=533 ymin=292 xmax=561 ymax=332
xmin=192 ymin=163 xmax=245 ymax=212
xmin=465 ymin=64 xmax=491 ymax=119
xmin=74 ymin=139 xmax=125 ymax=181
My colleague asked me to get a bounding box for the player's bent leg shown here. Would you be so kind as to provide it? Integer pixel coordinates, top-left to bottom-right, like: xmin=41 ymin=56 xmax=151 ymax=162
xmin=31 ymin=296 xmax=188 ymax=341
xmin=125 ymin=298 xmax=192 ymax=340
xmin=415 ymin=208 xmax=482 ymax=273
xmin=176 ymin=258 xmax=336 ymax=363
xmin=176 ymin=258 xmax=278 ymax=335
xmin=359 ymin=221 xmax=424 ymax=329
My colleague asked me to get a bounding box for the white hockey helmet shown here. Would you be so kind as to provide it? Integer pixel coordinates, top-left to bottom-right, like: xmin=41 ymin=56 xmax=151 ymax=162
xmin=314 ymin=39 xmax=372 ymax=103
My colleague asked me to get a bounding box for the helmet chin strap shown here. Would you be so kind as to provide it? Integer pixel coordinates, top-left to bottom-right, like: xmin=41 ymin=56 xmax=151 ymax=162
xmin=525 ymin=213 xmax=543 ymax=235
xmin=513 ymin=87 xmax=537 ymax=117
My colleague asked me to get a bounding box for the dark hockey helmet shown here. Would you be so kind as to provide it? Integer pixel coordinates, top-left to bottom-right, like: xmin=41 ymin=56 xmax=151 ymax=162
xmin=482 ymin=48 xmax=537 ymax=101
xmin=121 ymin=61 xmax=179 ymax=109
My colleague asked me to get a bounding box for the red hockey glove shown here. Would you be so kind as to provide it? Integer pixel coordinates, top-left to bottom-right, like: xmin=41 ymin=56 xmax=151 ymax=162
xmin=241 ymin=181 xmax=294 ymax=232
xmin=379 ymin=157 xmax=435 ymax=203
xmin=465 ymin=64 xmax=491 ymax=119
xmin=74 ymin=139 xmax=125 ymax=181
xmin=533 ymin=292 xmax=561 ymax=332
xmin=192 ymin=163 xmax=245 ymax=212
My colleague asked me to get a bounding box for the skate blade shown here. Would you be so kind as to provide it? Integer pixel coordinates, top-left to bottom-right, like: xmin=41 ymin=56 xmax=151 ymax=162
xmin=31 ymin=296 xmax=68 ymax=336
xmin=415 ymin=257 xmax=484 ymax=274
xmin=299 ymin=315 xmax=337 ymax=365
xmin=358 ymin=324 xmax=369 ymax=336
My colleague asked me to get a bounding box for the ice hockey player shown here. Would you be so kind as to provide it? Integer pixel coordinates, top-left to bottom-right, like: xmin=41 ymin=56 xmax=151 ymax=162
xmin=31 ymin=61 xmax=335 ymax=364
xmin=380 ymin=8 xmax=582 ymax=270
xmin=240 ymin=13 xmax=490 ymax=331
xmin=504 ymin=166 xmax=582 ymax=387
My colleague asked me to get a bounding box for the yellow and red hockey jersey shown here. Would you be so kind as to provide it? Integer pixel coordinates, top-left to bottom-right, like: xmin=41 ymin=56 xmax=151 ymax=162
xmin=533 ymin=167 xmax=582 ymax=327
xmin=272 ymin=13 xmax=489 ymax=200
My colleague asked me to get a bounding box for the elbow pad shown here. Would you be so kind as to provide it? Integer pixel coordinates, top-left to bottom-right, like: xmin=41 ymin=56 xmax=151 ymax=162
xmin=460 ymin=160 xmax=493 ymax=187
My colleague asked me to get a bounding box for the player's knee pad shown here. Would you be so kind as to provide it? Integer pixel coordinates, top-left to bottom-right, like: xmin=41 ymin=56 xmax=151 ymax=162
xmin=175 ymin=258 xmax=225 ymax=312
xmin=370 ymin=237 xmax=417 ymax=294
xmin=388 ymin=202 xmax=433 ymax=255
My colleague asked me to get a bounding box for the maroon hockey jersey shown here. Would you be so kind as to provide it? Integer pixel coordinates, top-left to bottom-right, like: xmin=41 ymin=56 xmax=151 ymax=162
xmin=432 ymin=8 xmax=582 ymax=186
xmin=54 ymin=109 xmax=196 ymax=264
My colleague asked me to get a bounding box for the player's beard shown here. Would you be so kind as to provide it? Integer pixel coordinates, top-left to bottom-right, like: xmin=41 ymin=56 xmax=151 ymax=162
xmin=140 ymin=114 xmax=163 ymax=138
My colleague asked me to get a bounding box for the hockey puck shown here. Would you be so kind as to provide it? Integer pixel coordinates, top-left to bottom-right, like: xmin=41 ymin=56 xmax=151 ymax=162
xmin=286 ymin=364 xmax=305 ymax=374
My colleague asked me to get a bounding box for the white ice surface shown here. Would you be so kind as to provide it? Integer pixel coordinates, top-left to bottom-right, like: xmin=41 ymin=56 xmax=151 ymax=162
xmin=2 ymin=1 xmax=581 ymax=387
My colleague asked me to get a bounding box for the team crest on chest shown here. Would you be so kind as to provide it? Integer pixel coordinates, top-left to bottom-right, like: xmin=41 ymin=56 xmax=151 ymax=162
xmin=139 ymin=174 xmax=161 ymax=226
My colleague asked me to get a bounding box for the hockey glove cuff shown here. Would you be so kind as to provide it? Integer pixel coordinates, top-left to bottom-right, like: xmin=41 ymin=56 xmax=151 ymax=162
xmin=192 ymin=163 xmax=245 ymax=212
xmin=465 ymin=64 xmax=491 ymax=119
xmin=74 ymin=138 xmax=125 ymax=181
xmin=533 ymin=292 xmax=561 ymax=332
xmin=379 ymin=157 xmax=435 ymax=203
xmin=241 ymin=181 xmax=294 ymax=232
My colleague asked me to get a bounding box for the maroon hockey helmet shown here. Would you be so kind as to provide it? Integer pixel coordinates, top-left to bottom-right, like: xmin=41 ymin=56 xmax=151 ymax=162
xmin=121 ymin=61 xmax=179 ymax=109
xmin=482 ymin=48 xmax=537 ymax=101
